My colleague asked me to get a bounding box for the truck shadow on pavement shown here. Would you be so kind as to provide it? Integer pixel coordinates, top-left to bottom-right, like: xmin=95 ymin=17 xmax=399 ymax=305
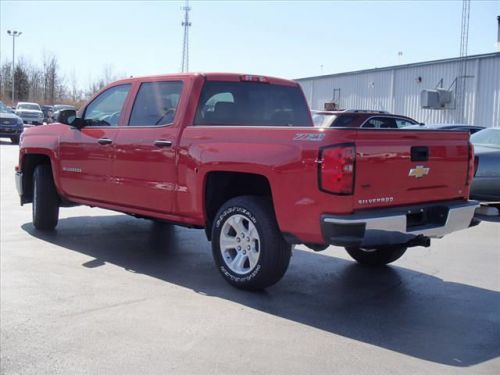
xmin=22 ymin=215 xmax=500 ymax=368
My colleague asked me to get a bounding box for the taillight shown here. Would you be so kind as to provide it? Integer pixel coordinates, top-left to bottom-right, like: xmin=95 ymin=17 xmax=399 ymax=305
xmin=319 ymin=143 xmax=356 ymax=195
xmin=466 ymin=142 xmax=474 ymax=185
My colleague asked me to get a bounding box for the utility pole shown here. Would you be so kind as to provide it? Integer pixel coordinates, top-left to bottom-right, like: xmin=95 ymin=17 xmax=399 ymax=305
xmin=180 ymin=0 xmax=191 ymax=72
xmin=456 ymin=0 xmax=470 ymax=123
xmin=7 ymin=30 xmax=22 ymax=105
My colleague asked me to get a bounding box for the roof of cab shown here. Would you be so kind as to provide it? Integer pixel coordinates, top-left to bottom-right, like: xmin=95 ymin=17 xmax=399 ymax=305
xmin=111 ymin=72 xmax=298 ymax=87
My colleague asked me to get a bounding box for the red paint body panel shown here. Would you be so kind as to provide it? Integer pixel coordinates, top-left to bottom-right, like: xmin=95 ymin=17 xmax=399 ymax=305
xmin=353 ymin=131 xmax=470 ymax=210
xmin=58 ymin=126 xmax=118 ymax=202
xmin=18 ymin=73 xmax=472 ymax=245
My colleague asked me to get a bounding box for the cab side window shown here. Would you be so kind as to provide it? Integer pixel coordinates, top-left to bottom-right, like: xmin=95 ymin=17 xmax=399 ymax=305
xmin=129 ymin=81 xmax=183 ymax=126
xmin=84 ymin=84 xmax=131 ymax=127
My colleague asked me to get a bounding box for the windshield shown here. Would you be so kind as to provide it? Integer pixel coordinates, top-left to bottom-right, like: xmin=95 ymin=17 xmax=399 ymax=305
xmin=470 ymin=128 xmax=500 ymax=149
xmin=0 ymin=102 xmax=9 ymax=113
xmin=17 ymin=103 xmax=41 ymax=111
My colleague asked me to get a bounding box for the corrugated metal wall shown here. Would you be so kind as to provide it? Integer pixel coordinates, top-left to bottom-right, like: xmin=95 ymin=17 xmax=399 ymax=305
xmin=297 ymin=53 xmax=500 ymax=127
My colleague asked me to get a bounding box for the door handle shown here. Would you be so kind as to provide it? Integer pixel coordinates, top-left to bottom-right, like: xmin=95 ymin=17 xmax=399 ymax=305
xmin=154 ymin=140 xmax=172 ymax=148
xmin=97 ymin=138 xmax=113 ymax=145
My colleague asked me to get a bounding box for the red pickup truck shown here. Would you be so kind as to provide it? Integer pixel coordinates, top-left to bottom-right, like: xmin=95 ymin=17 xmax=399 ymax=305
xmin=15 ymin=73 xmax=479 ymax=290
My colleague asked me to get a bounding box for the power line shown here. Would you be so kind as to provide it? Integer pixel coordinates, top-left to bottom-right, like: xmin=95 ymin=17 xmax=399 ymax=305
xmin=180 ymin=0 xmax=191 ymax=73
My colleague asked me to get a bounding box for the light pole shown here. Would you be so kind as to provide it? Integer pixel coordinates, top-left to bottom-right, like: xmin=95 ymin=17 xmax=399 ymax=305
xmin=7 ymin=30 xmax=22 ymax=105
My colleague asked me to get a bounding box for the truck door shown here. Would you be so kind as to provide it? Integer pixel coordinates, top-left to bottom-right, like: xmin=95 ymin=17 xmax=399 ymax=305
xmin=111 ymin=80 xmax=184 ymax=215
xmin=58 ymin=84 xmax=132 ymax=203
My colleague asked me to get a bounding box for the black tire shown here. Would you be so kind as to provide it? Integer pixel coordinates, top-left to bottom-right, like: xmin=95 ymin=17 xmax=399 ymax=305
xmin=10 ymin=136 xmax=19 ymax=144
xmin=211 ymin=196 xmax=291 ymax=290
xmin=345 ymin=246 xmax=407 ymax=266
xmin=32 ymin=165 xmax=60 ymax=231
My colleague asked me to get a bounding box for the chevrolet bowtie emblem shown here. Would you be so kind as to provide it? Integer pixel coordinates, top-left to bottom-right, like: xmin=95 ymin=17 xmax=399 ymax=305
xmin=409 ymin=165 xmax=430 ymax=178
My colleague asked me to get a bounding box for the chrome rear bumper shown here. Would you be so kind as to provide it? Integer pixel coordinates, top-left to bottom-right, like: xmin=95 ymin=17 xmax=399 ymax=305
xmin=321 ymin=200 xmax=479 ymax=248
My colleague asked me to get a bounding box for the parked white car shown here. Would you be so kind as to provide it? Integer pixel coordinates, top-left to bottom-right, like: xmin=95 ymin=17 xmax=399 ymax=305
xmin=15 ymin=102 xmax=44 ymax=125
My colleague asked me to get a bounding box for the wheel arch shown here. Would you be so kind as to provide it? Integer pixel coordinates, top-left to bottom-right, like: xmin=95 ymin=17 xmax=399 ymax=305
xmin=203 ymin=171 xmax=274 ymax=240
xmin=20 ymin=153 xmax=54 ymax=204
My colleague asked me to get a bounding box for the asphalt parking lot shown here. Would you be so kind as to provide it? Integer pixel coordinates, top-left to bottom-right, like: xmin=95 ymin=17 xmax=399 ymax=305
xmin=1 ymin=139 xmax=499 ymax=375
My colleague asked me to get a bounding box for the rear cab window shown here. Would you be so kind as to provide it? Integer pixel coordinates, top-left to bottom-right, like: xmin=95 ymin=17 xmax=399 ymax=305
xmin=194 ymin=81 xmax=312 ymax=127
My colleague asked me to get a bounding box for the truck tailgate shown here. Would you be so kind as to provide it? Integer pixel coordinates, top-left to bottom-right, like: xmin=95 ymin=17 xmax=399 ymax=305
xmin=352 ymin=130 xmax=471 ymax=210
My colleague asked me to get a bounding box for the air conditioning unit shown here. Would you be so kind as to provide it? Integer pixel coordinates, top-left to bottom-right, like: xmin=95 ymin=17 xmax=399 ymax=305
xmin=421 ymin=89 xmax=453 ymax=109
xmin=436 ymin=88 xmax=452 ymax=105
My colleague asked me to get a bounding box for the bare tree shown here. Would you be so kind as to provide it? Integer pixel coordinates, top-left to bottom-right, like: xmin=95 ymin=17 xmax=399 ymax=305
xmin=14 ymin=61 xmax=30 ymax=101
xmin=1 ymin=53 xmax=127 ymax=107
xmin=102 ymin=64 xmax=116 ymax=86
xmin=69 ymin=69 xmax=79 ymax=102
xmin=27 ymin=62 xmax=43 ymax=102
xmin=41 ymin=53 xmax=58 ymax=104
xmin=0 ymin=62 xmax=13 ymax=104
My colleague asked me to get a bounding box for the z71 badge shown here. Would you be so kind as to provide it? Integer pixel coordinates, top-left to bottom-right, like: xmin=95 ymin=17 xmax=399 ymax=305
xmin=293 ymin=133 xmax=325 ymax=142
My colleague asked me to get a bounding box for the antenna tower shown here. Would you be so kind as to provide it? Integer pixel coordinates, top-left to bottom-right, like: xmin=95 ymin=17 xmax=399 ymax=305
xmin=181 ymin=0 xmax=191 ymax=72
xmin=456 ymin=0 xmax=470 ymax=123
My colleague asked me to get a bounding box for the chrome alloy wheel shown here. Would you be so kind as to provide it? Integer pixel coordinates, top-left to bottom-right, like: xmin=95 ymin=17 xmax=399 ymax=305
xmin=219 ymin=214 xmax=261 ymax=275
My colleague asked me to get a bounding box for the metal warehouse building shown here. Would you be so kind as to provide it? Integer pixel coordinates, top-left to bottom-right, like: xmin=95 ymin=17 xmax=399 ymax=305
xmin=296 ymin=52 xmax=500 ymax=127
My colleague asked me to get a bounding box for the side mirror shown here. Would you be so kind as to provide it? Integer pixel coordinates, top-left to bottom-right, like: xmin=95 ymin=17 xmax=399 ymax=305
xmin=54 ymin=109 xmax=82 ymax=128
xmin=71 ymin=117 xmax=86 ymax=129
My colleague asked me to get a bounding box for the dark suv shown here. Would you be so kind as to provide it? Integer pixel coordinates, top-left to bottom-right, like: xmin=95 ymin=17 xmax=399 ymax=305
xmin=312 ymin=109 xmax=419 ymax=128
xmin=0 ymin=101 xmax=24 ymax=144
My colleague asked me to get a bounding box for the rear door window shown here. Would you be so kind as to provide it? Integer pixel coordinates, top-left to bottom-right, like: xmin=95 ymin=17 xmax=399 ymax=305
xmin=194 ymin=81 xmax=312 ymax=127
xmin=129 ymin=81 xmax=183 ymax=126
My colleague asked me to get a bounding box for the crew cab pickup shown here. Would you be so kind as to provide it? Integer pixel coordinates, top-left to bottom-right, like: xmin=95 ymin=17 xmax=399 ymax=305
xmin=15 ymin=73 xmax=479 ymax=290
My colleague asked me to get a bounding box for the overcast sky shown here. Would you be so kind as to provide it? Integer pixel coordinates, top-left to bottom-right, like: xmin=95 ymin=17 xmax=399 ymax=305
xmin=1 ymin=0 xmax=499 ymax=89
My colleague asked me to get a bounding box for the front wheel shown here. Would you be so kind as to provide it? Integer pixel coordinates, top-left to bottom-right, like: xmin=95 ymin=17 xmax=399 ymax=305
xmin=345 ymin=246 xmax=407 ymax=266
xmin=211 ymin=196 xmax=292 ymax=290
xmin=32 ymin=165 xmax=60 ymax=230
xmin=10 ymin=135 xmax=19 ymax=144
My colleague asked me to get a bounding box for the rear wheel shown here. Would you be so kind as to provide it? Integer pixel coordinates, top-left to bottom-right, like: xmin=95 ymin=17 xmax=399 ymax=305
xmin=32 ymin=165 xmax=60 ymax=230
xmin=345 ymin=246 xmax=407 ymax=266
xmin=211 ymin=196 xmax=292 ymax=290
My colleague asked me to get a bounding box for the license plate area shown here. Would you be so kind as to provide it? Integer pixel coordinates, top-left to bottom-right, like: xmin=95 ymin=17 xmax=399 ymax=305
xmin=406 ymin=206 xmax=449 ymax=230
